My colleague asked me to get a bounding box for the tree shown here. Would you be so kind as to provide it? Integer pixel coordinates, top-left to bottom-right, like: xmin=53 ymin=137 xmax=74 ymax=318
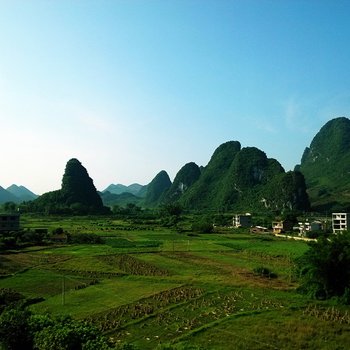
xmin=0 ymin=305 xmax=112 ymax=350
xmin=192 ymin=216 xmax=214 ymax=233
xmin=0 ymin=305 xmax=32 ymax=349
xmin=0 ymin=289 xmax=25 ymax=313
xmin=33 ymin=316 xmax=112 ymax=350
xmin=296 ymin=231 xmax=350 ymax=302
xmin=160 ymin=203 xmax=182 ymax=218
xmin=2 ymin=202 xmax=17 ymax=213
xmin=159 ymin=203 xmax=183 ymax=227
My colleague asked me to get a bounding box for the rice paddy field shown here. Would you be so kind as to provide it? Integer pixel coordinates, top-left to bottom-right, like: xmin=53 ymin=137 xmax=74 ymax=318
xmin=1 ymin=215 xmax=350 ymax=349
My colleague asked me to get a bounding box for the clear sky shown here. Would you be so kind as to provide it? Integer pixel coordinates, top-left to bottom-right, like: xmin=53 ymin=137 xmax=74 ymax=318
xmin=1 ymin=0 xmax=350 ymax=195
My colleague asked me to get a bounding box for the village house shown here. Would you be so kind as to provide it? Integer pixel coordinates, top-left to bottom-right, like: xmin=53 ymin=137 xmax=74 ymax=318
xmin=232 ymin=213 xmax=252 ymax=228
xmin=0 ymin=213 xmax=20 ymax=232
xmin=272 ymin=219 xmax=294 ymax=234
xmin=250 ymin=226 xmax=268 ymax=234
xmin=332 ymin=213 xmax=350 ymax=234
xmin=297 ymin=220 xmax=323 ymax=236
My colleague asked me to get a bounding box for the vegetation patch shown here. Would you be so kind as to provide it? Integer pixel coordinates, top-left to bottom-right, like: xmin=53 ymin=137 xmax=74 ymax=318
xmin=98 ymin=254 xmax=169 ymax=276
xmin=105 ymin=238 xmax=161 ymax=249
xmin=86 ymin=286 xmax=204 ymax=333
xmin=252 ymin=266 xmax=278 ymax=279
xmin=105 ymin=288 xmax=287 ymax=348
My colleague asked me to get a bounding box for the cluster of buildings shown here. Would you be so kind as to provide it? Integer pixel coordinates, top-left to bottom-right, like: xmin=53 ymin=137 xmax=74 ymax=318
xmin=232 ymin=212 xmax=350 ymax=236
xmin=1 ymin=212 xmax=350 ymax=236
xmin=0 ymin=213 xmax=20 ymax=232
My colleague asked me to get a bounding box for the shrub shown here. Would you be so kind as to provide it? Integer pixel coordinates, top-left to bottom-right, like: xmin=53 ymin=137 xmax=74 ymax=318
xmin=253 ymin=266 xmax=277 ymax=278
xmin=52 ymin=227 xmax=64 ymax=235
xmin=0 ymin=288 xmax=25 ymax=312
xmin=68 ymin=233 xmax=104 ymax=244
xmin=0 ymin=305 xmax=32 ymax=349
xmin=191 ymin=217 xmax=214 ymax=233
xmin=0 ymin=304 xmax=113 ymax=350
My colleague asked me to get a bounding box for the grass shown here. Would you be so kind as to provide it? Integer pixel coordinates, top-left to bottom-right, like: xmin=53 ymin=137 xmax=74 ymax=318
xmin=30 ymin=276 xmax=180 ymax=318
xmin=182 ymin=309 xmax=350 ymax=349
xmin=1 ymin=214 xmax=349 ymax=349
xmin=0 ymin=268 xmax=90 ymax=298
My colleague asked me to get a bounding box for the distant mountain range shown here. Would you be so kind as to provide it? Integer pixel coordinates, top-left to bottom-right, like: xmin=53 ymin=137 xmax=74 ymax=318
xmin=101 ymin=117 xmax=350 ymax=212
xmin=4 ymin=117 xmax=350 ymax=213
xmin=103 ymin=183 xmax=145 ymax=196
xmin=0 ymin=185 xmax=38 ymax=204
xmin=100 ymin=183 xmax=148 ymax=208
xmin=101 ymin=142 xmax=309 ymax=212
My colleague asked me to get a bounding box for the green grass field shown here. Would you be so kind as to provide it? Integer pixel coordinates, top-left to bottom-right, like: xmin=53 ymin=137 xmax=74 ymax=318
xmin=1 ymin=215 xmax=350 ymax=349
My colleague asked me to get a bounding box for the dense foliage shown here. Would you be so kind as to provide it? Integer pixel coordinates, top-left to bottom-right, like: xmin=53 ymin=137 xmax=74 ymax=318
xmin=297 ymin=231 xmax=350 ymax=302
xmin=191 ymin=217 xmax=214 ymax=233
xmin=262 ymin=171 xmax=310 ymax=211
xmin=0 ymin=304 xmax=112 ymax=350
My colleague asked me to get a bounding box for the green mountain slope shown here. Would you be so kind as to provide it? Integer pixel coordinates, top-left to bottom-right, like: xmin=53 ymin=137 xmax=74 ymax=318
xmin=298 ymin=117 xmax=350 ymax=211
xmin=0 ymin=186 xmax=18 ymax=204
xmin=179 ymin=141 xmax=309 ymax=212
xmin=6 ymin=184 xmax=38 ymax=202
xmin=218 ymin=147 xmax=285 ymax=209
xmin=30 ymin=158 xmax=108 ymax=214
xmin=143 ymin=170 xmax=172 ymax=207
xmin=163 ymin=162 xmax=201 ymax=202
xmin=180 ymin=141 xmax=241 ymax=209
xmin=61 ymin=158 xmax=105 ymax=210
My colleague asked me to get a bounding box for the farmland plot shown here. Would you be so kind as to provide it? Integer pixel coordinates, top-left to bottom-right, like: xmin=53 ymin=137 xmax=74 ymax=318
xmin=1 ymin=215 xmax=350 ymax=349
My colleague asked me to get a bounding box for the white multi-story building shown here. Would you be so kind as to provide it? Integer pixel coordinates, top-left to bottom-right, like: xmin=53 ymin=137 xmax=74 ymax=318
xmin=232 ymin=213 xmax=252 ymax=228
xmin=332 ymin=213 xmax=350 ymax=234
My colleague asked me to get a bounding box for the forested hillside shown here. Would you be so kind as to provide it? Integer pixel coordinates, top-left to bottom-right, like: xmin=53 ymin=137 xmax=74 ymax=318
xmin=179 ymin=142 xmax=309 ymax=212
xmin=28 ymin=158 xmax=109 ymax=214
xmin=298 ymin=117 xmax=350 ymax=211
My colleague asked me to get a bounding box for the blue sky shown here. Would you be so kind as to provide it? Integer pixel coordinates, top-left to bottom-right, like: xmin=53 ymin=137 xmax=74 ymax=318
xmin=1 ymin=0 xmax=350 ymax=194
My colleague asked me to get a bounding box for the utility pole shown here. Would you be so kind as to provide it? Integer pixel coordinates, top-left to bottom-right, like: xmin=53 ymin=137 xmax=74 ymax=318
xmin=62 ymin=275 xmax=65 ymax=306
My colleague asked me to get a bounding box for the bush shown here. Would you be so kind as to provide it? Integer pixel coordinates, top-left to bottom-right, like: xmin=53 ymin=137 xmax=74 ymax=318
xmin=68 ymin=233 xmax=104 ymax=244
xmin=0 ymin=236 xmax=17 ymax=249
xmin=296 ymin=231 xmax=350 ymax=302
xmin=0 ymin=305 xmax=32 ymax=349
xmin=0 ymin=305 xmax=113 ymax=350
xmin=191 ymin=217 xmax=214 ymax=233
xmin=253 ymin=266 xmax=277 ymax=278
xmin=0 ymin=288 xmax=25 ymax=312
xmin=19 ymin=230 xmax=47 ymax=245
xmin=52 ymin=227 xmax=64 ymax=235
